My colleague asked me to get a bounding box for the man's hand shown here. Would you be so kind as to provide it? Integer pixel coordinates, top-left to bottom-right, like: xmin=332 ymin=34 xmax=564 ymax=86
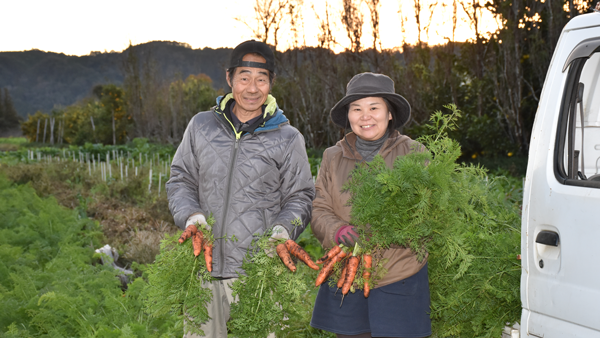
xmin=180 ymin=214 xmax=209 ymax=257
xmin=270 ymin=225 xmax=290 ymax=240
xmin=186 ymin=214 xmax=209 ymax=231
xmin=178 ymin=224 xmax=204 ymax=256
xmin=335 ymin=225 xmax=359 ymax=247
xmin=266 ymin=225 xmax=290 ymax=257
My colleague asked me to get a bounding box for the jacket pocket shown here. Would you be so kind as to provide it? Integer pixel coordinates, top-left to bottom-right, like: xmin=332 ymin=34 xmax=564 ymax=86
xmin=379 ymin=274 xmax=420 ymax=296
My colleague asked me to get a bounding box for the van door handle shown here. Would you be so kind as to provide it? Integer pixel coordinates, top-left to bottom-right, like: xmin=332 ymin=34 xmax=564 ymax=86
xmin=536 ymin=231 xmax=560 ymax=246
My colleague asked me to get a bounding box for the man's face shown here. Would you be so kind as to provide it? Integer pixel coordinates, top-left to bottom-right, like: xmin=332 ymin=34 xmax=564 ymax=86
xmin=226 ymin=53 xmax=270 ymax=118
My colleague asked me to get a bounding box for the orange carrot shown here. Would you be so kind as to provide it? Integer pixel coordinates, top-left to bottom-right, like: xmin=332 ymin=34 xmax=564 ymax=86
xmin=277 ymin=243 xmax=296 ymax=272
xmin=342 ymin=255 xmax=361 ymax=296
xmin=203 ymin=241 xmax=213 ymax=272
xmin=178 ymin=224 xmax=197 ymax=243
xmin=192 ymin=231 xmax=204 ymax=257
xmin=316 ymin=250 xmax=347 ymax=286
xmin=316 ymin=245 xmax=342 ymax=264
xmin=363 ymin=254 xmax=372 ymax=298
xmin=285 ymin=239 xmax=319 ymax=270
xmin=336 ymin=259 xmax=348 ymax=290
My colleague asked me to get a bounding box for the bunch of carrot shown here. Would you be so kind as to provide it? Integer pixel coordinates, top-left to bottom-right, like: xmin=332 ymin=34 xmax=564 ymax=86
xmin=314 ymin=244 xmax=372 ymax=300
xmin=178 ymin=223 xmax=213 ymax=272
xmin=276 ymin=239 xmax=320 ymax=272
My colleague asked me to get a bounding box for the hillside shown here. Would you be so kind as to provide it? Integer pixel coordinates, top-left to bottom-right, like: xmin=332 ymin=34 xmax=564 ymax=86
xmin=0 ymin=41 xmax=232 ymax=118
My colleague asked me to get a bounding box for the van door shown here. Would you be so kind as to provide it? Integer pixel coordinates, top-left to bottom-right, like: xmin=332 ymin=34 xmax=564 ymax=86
xmin=521 ymin=19 xmax=600 ymax=338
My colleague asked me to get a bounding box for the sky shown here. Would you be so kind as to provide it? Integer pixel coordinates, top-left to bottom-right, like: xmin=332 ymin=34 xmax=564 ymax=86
xmin=1 ymin=0 xmax=500 ymax=56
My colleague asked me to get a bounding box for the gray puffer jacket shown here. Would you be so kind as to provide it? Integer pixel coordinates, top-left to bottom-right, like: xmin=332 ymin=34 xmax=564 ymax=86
xmin=166 ymin=94 xmax=315 ymax=278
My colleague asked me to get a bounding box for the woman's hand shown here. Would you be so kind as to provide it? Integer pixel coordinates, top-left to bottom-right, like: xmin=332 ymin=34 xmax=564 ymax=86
xmin=335 ymin=225 xmax=359 ymax=247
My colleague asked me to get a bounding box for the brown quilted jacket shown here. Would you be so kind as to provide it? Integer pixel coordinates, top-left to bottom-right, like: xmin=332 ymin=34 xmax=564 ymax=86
xmin=311 ymin=130 xmax=427 ymax=288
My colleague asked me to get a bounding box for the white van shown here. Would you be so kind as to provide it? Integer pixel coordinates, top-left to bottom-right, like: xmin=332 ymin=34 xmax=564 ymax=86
xmin=520 ymin=10 xmax=600 ymax=338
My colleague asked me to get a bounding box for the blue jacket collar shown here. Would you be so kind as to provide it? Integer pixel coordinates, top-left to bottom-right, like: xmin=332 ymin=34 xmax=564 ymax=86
xmin=215 ymin=94 xmax=289 ymax=133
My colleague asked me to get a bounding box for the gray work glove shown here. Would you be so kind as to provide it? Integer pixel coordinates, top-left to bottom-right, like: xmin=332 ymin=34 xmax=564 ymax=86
xmin=266 ymin=225 xmax=290 ymax=257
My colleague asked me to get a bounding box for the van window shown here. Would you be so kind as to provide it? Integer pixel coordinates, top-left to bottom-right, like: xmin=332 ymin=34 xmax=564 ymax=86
xmin=555 ymin=39 xmax=600 ymax=187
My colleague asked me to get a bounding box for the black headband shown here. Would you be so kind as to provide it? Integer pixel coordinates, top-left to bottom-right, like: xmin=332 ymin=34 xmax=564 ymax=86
xmin=235 ymin=61 xmax=271 ymax=70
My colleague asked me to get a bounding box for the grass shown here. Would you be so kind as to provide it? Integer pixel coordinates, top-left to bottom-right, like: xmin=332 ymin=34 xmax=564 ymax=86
xmin=0 ymin=137 xmax=27 ymax=145
xmin=0 ymin=139 xmax=526 ymax=338
xmin=0 ymin=137 xmax=28 ymax=151
xmin=0 ymin=159 xmax=179 ymax=267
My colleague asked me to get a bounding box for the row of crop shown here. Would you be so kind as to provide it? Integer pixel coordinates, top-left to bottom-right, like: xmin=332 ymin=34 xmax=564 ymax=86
xmin=0 ymin=137 xmax=324 ymax=180
xmin=0 ymin=171 xmax=333 ymax=337
xmin=0 ymin=175 xmax=179 ymax=337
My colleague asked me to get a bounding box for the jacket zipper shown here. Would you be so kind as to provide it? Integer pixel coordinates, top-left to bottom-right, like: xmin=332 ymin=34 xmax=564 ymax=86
xmin=216 ymin=110 xmax=242 ymax=276
xmin=220 ymin=137 xmax=239 ymax=274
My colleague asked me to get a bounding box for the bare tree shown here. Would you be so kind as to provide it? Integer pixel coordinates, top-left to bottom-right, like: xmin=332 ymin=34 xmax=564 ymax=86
xmin=49 ymin=116 xmax=55 ymax=145
xmin=236 ymin=0 xmax=290 ymax=49
xmin=423 ymin=0 xmax=439 ymax=42
xmin=397 ymin=0 xmax=409 ymax=47
xmin=414 ymin=0 xmax=424 ymax=48
xmin=461 ymin=0 xmax=487 ymax=116
xmin=122 ymin=43 xmax=144 ymax=137
xmin=42 ymin=118 xmax=47 ymax=144
xmin=287 ymin=0 xmax=305 ymax=49
xmin=112 ymin=108 xmax=116 ymax=145
xmin=365 ymin=0 xmax=382 ymax=52
xmin=314 ymin=1 xmax=337 ymax=50
xmin=35 ymin=119 xmax=40 ymax=143
xmin=341 ymin=0 xmax=364 ymax=53
xmin=487 ymin=0 xmax=528 ymax=151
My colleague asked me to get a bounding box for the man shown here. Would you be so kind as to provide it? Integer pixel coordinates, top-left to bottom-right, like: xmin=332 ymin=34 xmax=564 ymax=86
xmin=166 ymin=40 xmax=315 ymax=338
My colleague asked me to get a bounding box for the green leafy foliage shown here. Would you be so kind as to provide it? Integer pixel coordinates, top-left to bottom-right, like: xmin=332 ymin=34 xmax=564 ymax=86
xmin=143 ymin=233 xmax=213 ymax=336
xmin=0 ymin=174 xmax=178 ymax=337
xmin=344 ymin=104 xmax=521 ymax=337
xmin=228 ymin=234 xmax=334 ymax=338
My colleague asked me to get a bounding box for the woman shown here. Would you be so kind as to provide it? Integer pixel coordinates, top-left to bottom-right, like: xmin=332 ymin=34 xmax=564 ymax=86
xmin=310 ymin=73 xmax=431 ymax=338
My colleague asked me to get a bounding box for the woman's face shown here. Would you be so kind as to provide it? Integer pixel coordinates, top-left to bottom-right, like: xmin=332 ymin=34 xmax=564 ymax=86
xmin=347 ymin=97 xmax=392 ymax=141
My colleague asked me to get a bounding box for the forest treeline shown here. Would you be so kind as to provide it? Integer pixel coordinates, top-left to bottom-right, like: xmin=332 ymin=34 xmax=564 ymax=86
xmin=0 ymin=88 xmax=21 ymax=133
xmin=0 ymin=43 xmax=232 ymax=117
xmin=14 ymin=0 xmax=596 ymax=157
